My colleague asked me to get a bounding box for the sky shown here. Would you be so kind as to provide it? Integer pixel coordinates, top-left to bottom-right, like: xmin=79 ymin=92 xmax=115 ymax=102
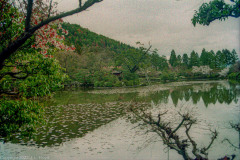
xmin=57 ymin=0 xmax=240 ymax=57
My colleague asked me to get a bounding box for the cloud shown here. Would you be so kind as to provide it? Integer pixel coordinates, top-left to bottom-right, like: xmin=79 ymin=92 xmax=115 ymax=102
xmin=58 ymin=0 xmax=240 ymax=56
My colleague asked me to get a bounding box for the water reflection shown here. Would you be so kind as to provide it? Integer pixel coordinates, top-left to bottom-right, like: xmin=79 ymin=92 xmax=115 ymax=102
xmin=1 ymin=81 xmax=239 ymax=159
xmin=8 ymin=102 xmax=150 ymax=147
xmin=149 ymin=82 xmax=239 ymax=107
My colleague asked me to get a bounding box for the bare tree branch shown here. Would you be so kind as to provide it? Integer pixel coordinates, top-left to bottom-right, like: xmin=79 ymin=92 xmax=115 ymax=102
xmin=129 ymin=104 xmax=221 ymax=160
xmin=200 ymin=130 xmax=218 ymax=155
xmin=48 ymin=0 xmax=53 ymax=18
xmin=25 ymin=0 xmax=33 ymax=31
xmin=79 ymin=0 xmax=82 ymax=8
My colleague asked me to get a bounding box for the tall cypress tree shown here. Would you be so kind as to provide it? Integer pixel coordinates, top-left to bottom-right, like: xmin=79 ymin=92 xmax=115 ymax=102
xmin=169 ymin=49 xmax=177 ymax=67
xmin=182 ymin=53 xmax=189 ymax=67
xmin=215 ymin=50 xmax=226 ymax=69
xmin=177 ymin=55 xmax=182 ymax=66
xmin=200 ymin=48 xmax=209 ymax=65
xmin=189 ymin=50 xmax=200 ymax=67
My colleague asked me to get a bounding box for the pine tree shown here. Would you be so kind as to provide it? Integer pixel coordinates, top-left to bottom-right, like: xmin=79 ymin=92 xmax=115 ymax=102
xmin=182 ymin=53 xmax=189 ymax=67
xmin=169 ymin=50 xmax=177 ymax=67
xmin=177 ymin=55 xmax=182 ymax=66
xmin=189 ymin=50 xmax=200 ymax=67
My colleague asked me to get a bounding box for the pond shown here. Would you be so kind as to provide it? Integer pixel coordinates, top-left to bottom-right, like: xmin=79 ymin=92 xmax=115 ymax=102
xmin=0 ymin=80 xmax=239 ymax=160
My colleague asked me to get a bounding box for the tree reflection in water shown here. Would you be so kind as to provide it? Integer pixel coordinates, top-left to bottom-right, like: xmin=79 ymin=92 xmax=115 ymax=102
xmin=149 ymin=82 xmax=239 ymax=107
xmin=129 ymin=102 xmax=239 ymax=160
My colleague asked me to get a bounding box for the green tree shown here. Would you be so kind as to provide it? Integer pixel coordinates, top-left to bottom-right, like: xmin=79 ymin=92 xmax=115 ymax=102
xmin=0 ymin=2 xmax=69 ymax=138
xmin=119 ymin=43 xmax=152 ymax=73
xmin=208 ymin=50 xmax=216 ymax=69
xmin=169 ymin=50 xmax=177 ymax=67
xmin=192 ymin=0 xmax=240 ymax=26
xmin=215 ymin=50 xmax=227 ymax=69
xmin=222 ymin=49 xmax=239 ymax=65
xmin=200 ymin=49 xmax=216 ymax=69
xmin=200 ymin=48 xmax=209 ymax=65
xmin=151 ymin=52 xmax=168 ymax=71
xmin=230 ymin=49 xmax=239 ymax=64
xmin=177 ymin=55 xmax=182 ymax=66
xmin=189 ymin=50 xmax=200 ymax=67
xmin=222 ymin=49 xmax=232 ymax=65
xmin=0 ymin=51 xmax=67 ymax=137
xmin=182 ymin=53 xmax=189 ymax=67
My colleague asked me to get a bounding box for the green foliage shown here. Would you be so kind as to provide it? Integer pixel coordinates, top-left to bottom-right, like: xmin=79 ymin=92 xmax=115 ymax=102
xmin=200 ymin=49 xmax=216 ymax=69
xmin=182 ymin=53 xmax=189 ymax=67
xmin=76 ymin=70 xmax=94 ymax=87
xmin=122 ymin=71 xmax=139 ymax=81
xmin=189 ymin=50 xmax=200 ymax=67
xmin=0 ymin=51 xmax=67 ymax=98
xmin=169 ymin=50 xmax=177 ymax=67
xmin=228 ymin=61 xmax=240 ymax=81
xmin=150 ymin=53 xmax=168 ymax=71
xmin=0 ymin=51 xmax=67 ymax=137
xmin=228 ymin=72 xmax=240 ymax=81
xmin=192 ymin=0 xmax=240 ymax=26
xmin=75 ymin=70 xmax=128 ymax=87
xmin=0 ymin=98 xmax=43 ymax=137
xmin=0 ymin=1 xmax=25 ymax=52
xmin=61 ymin=22 xmax=134 ymax=54
xmin=60 ymin=20 xmax=239 ymax=86
xmin=160 ymin=72 xmax=177 ymax=82
xmin=104 ymin=82 xmax=114 ymax=87
xmin=114 ymin=81 xmax=123 ymax=87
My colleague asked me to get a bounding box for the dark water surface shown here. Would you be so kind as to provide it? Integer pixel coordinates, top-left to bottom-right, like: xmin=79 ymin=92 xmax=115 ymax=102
xmin=0 ymin=81 xmax=239 ymax=160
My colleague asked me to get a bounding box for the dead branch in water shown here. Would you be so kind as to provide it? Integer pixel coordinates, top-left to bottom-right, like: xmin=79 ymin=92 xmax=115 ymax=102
xmin=129 ymin=104 xmax=219 ymax=160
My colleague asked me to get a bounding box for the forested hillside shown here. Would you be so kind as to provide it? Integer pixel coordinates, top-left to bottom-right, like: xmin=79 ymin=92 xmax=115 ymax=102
xmin=62 ymin=22 xmax=134 ymax=54
xmin=57 ymin=23 xmax=168 ymax=87
xmin=57 ymin=23 xmax=239 ymax=87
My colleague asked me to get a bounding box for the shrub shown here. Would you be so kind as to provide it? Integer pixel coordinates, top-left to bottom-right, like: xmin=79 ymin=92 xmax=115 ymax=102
xmin=0 ymin=99 xmax=43 ymax=137
xmin=114 ymin=81 xmax=123 ymax=87
xmin=125 ymin=80 xmax=134 ymax=86
xmin=122 ymin=71 xmax=139 ymax=81
xmin=133 ymin=79 xmax=140 ymax=85
xmin=94 ymin=81 xmax=100 ymax=87
xmin=76 ymin=70 xmax=93 ymax=87
xmin=160 ymin=72 xmax=177 ymax=82
xmin=104 ymin=82 xmax=113 ymax=87
xmin=228 ymin=72 xmax=240 ymax=81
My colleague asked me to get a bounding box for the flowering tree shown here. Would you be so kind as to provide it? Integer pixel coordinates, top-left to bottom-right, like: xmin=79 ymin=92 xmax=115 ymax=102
xmin=0 ymin=0 xmax=76 ymax=91
xmin=192 ymin=65 xmax=213 ymax=75
xmin=0 ymin=0 xmax=103 ymax=69
xmin=0 ymin=0 xmax=103 ymax=138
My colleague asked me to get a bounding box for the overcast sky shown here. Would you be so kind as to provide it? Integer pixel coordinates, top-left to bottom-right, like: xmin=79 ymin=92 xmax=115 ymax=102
xmin=57 ymin=0 xmax=239 ymax=57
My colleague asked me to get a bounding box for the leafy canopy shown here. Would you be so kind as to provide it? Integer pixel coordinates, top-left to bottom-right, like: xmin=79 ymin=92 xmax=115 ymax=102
xmin=192 ymin=0 xmax=240 ymax=26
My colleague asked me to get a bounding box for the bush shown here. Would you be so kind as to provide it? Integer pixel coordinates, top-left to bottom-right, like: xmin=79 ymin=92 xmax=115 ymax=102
xmin=114 ymin=81 xmax=123 ymax=87
xmin=125 ymin=80 xmax=134 ymax=86
xmin=76 ymin=70 xmax=93 ymax=87
xmin=133 ymin=79 xmax=140 ymax=85
xmin=99 ymin=81 xmax=105 ymax=87
xmin=122 ymin=71 xmax=139 ymax=81
xmin=160 ymin=72 xmax=177 ymax=82
xmin=104 ymin=82 xmax=113 ymax=87
xmin=0 ymin=99 xmax=43 ymax=137
xmin=209 ymin=73 xmax=220 ymax=78
xmin=94 ymin=81 xmax=100 ymax=87
xmin=228 ymin=72 xmax=240 ymax=81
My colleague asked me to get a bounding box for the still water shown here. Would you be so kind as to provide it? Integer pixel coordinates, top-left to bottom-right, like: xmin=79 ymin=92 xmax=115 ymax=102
xmin=0 ymin=81 xmax=239 ymax=160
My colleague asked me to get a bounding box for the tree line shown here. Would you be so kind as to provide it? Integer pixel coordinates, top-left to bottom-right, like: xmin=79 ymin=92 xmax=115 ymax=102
xmin=169 ymin=48 xmax=238 ymax=69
